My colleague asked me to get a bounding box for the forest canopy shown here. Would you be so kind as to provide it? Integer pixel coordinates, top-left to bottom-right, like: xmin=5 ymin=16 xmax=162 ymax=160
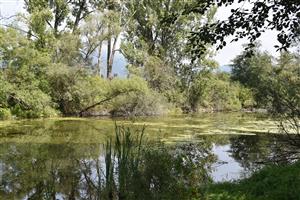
xmin=0 ymin=0 xmax=299 ymax=119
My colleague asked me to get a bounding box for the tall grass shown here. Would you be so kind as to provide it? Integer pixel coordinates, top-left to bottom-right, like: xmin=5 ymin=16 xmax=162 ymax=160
xmin=105 ymin=124 xmax=145 ymax=200
xmin=79 ymin=124 xmax=145 ymax=200
xmin=79 ymin=124 xmax=214 ymax=200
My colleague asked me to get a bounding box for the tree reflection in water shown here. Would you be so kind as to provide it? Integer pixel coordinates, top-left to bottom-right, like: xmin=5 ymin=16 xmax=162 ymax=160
xmin=0 ymin=131 xmax=297 ymax=199
xmin=0 ymin=129 xmax=216 ymax=200
xmin=228 ymin=134 xmax=298 ymax=172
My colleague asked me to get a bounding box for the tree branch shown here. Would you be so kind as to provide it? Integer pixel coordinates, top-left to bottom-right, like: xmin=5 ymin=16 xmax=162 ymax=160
xmin=78 ymin=89 xmax=136 ymax=116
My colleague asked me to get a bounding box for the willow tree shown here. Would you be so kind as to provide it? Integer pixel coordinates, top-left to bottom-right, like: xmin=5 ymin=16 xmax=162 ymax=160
xmin=121 ymin=0 xmax=217 ymax=109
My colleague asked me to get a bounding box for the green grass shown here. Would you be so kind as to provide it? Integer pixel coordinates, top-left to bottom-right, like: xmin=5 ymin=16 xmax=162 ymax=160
xmin=205 ymin=161 xmax=300 ymax=200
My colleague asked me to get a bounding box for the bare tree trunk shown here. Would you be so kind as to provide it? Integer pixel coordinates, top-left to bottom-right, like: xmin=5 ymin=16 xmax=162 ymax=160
xmin=107 ymin=36 xmax=119 ymax=79
xmin=96 ymin=42 xmax=103 ymax=76
xmin=106 ymin=39 xmax=112 ymax=79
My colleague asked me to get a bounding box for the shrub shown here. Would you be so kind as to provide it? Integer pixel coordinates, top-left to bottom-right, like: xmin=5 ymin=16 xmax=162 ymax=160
xmin=0 ymin=108 xmax=12 ymax=120
xmin=110 ymin=89 xmax=168 ymax=116
xmin=208 ymin=79 xmax=242 ymax=111
xmin=97 ymin=76 xmax=169 ymax=117
xmin=0 ymin=66 xmax=58 ymax=119
xmin=237 ymin=85 xmax=255 ymax=108
xmin=46 ymin=64 xmax=106 ymax=115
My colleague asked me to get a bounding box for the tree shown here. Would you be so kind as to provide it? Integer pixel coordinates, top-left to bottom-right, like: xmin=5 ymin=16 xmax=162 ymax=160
xmin=23 ymin=0 xmax=122 ymax=78
xmin=103 ymin=9 xmax=122 ymax=79
xmin=80 ymin=11 xmax=108 ymax=74
xmin=0 ymin=28 xmax=58 ymax=118
xmin=123 ymin=0 xmax=216 ymax=65
xmin=231 ymin=48 xmax=300 ymax=153
xmin=24 ymin=0 xmax=99 ymax=35
xmin=186 ymin=0 xmax=300 ymax=57
xmin=80 ymin=0 xmax=122 ymax=78
xmin=231 ymin=47 xmax=274 ymax=106
xmin=122 ymin=0 xmax=217 ymax=106
xmin=184 ymin=0 xmax=299 ymax=149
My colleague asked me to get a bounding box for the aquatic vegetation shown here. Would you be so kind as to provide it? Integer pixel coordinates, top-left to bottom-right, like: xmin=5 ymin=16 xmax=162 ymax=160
xmin=0 ymin=113 xmax=280 ymax=144
xmin=78 ymin=125 xmax=216 ymax=199
xmin=0 ymin=119 xmax=298 ymax=199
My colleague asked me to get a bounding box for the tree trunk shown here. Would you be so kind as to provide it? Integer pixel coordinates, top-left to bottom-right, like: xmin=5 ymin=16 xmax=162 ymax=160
xmin=107 ymin=38 xmax=112 ymax=79
xmin=54 ymin=13 xmax=59 ymax=36
xmin=96 ymin=42 xmax=103 ymax=76
xmin=72 ymin=0 xmax=86 ymax=33
xmin=107 ymin=36 xmax=119 ymax=79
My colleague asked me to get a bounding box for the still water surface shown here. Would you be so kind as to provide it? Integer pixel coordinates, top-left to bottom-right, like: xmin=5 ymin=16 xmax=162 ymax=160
xmin=0 ymin=113 xmax=290 ymax=199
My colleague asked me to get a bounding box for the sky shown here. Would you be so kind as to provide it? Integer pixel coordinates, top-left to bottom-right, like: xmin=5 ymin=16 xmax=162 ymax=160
xmin=0 ymin=0 xmax=24 ymax=18
xmin=214 ymin=3 xmax=280 ymax=66
xmin=0 ymin=0 xmax=280 ymax=68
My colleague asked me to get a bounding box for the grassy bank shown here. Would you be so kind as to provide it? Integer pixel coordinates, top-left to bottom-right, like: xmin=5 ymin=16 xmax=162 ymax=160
xmin=205 ymin=161 xmax=300 ymax=200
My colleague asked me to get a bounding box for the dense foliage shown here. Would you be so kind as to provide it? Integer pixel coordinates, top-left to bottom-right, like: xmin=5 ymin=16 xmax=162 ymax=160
xmin=0 ymin=0 xmax=298 ymax=119
xmin=0 ymin=1 xmax=299 ymax=200
xmin=0 ymin=0 xmax=257 ymax=119
xmin=231 ymin=47 xmax=300 ymax=116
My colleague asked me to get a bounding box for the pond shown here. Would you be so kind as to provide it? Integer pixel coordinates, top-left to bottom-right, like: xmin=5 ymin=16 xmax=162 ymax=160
xmin=0 ymin=113 xmax=293 ymax=199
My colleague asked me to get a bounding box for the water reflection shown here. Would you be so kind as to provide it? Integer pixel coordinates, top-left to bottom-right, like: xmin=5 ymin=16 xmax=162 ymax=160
xmin=0 ymin=135 xmax=295 ymax=199
xmin=198 ymin=134 xmax=296 ymax=182
xmin=0 ymin=142 xmax=216 ymax=200
xmin=0 ymin=114 xmax=295 ymax=199
xmin=0 ymin=143 xmax=98 ymax=199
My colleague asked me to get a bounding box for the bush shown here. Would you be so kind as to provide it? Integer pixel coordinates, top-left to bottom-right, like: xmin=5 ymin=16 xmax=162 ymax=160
xmin=208 ymin=74 xmax=256 ymax=111
xmin=205 ymin=192 xmax=246 ymax=200
xmin=46 ymin=65 xmax=169 ymax=117
xmin=237 ymin=85 xmax=255 ymax=108
xmin=188 ymin=72 xmax=252 ymax=112
xmin=46 ymin=64 xmax=106 ymax=115
xmin=108 ymin=77 xmax=169 ymax=116
xmin=0 ymin=108 xmax=12 ymax=120
xmin=10 ymin=89 xmax=58 ymax=118
xmin=0 ymin=65 xmax=58 ymax=119
xmin=208 ymin=79 xmax=242 ymax=111
xmin=110 ymin=90 xmax=168 ymax=116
